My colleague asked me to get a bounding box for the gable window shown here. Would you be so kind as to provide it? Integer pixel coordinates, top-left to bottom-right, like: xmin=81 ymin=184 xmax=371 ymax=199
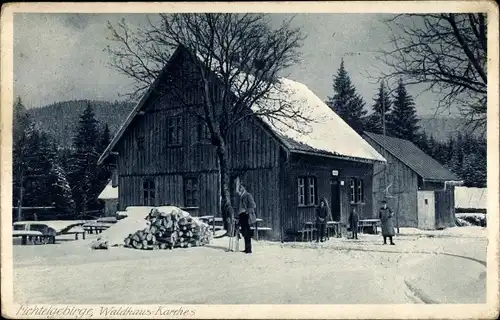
xmin=143 ymin=178 xmax=155 ymax=206
xmin=196 ymin=119 xmax=211 ymax=143
xmin=167 ymin=116 xmax=183 ymax=146
xmin=350 ymin=178 xmax=364 ymax=204
xmin=298 ymin=176 xmax=317 ymax=206
xmin=184 ymin=177 xmax=199 ymax=207
xmin=136 ymin=133 xmax=145 ymax=151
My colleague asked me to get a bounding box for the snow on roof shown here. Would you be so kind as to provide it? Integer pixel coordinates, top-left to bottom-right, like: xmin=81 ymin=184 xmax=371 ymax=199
xmin=253 ymin=78 xmax=386 ymax=162
xmin=196 ymin=49 xmax=385 ymax=162
xmin=98 ymin=182 xmax=118 ymax=200
xmin=454 ymin=187 xmax=487 ymax=209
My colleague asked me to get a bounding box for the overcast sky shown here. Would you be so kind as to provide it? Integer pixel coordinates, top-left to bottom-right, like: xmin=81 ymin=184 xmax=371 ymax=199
xmin=14 ymin=13 xmax=447 ymax=116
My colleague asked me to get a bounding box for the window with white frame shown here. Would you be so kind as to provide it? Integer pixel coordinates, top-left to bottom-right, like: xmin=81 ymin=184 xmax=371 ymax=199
xmin=298 ymin=176 xmax=317 ymax=206
xmin=298 ymin=177 xmax=305 ymax=205
xmin=350 ymin=177 xmax=364 ymax=204
xmin=308 ymin=177 xmax=316 ymax=205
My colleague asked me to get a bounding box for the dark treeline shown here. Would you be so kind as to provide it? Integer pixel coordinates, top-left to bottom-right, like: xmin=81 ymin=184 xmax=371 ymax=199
xmin=13 ymin=97 xmax=113 ymax=220
xmin=326 ymin=61 xmax=487 ymax=188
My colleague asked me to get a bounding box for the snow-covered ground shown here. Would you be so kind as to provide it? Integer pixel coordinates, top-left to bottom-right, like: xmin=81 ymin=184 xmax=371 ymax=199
xmin=12 ymin=227 xmax=487 ymax=305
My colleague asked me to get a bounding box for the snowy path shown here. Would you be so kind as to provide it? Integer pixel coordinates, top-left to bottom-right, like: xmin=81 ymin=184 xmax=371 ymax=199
xmin=13 ymin=229 xmax=487 ymax=304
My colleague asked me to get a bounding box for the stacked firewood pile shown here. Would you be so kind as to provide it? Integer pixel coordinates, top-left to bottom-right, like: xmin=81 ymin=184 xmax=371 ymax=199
xmin=124 ymin=208 xmax=211 ymax=250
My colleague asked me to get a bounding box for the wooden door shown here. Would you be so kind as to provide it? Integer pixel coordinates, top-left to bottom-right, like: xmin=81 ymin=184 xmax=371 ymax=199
xmin=417 ymin=191 xmax=435 ymax=230
xmin=330 ymin=177 xmax=341 ymax=221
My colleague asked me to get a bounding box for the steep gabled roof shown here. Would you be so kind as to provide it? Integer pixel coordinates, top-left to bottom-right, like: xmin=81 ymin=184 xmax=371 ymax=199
xmin=98 ymin=45 xmax=386 ymax=165
xmin=363 ymin=132 xmax=460 ymax=182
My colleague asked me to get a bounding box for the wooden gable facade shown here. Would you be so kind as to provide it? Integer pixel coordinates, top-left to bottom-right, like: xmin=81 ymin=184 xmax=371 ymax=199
xmin=364 ymin=132 xmax=460 ymax=229
xmin=103 ymin=47 xmax=384 ymax=240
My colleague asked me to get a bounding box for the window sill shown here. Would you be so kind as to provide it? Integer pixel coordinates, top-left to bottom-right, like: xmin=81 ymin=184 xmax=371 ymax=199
xmin=350 ymin=202 xmax=366 ymax=205
xmin=298 ymin=205 xmax=317 ymax=208
xmin=195 ymin=142 xmax=213 ymax=146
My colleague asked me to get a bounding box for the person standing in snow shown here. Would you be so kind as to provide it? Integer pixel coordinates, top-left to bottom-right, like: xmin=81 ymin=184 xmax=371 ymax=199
xmin=379 ymin=200 xmax=395 ymax=245
xmin=348 ymin=206 xmax=359 ymax=240
xmin=315 ymin=198 xmax=330 ymax=242
xmin=238 ymin=184 xmax=257 ymax=254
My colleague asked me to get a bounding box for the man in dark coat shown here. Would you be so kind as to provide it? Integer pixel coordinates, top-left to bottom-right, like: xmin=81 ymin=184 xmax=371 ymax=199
xmin=315 ymin=198 xmax=330 ymax=242
xmin=238 ymin=185 xmax=256 ymax=254
xmin=348 ymin=206 xmax=359 ymax=240
xmin=379 ymin=200 xmax=395 ymax=245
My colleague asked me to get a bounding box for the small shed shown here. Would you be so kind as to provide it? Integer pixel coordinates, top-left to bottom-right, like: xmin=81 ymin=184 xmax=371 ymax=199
xmin=98 ymin=181 xmax=119 ymax=216
xmin=363 ymin=132 xmax=462 ymax=230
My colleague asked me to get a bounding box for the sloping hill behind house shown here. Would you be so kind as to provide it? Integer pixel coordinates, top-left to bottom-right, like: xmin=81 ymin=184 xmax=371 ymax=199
xmin=28 ymin=100 xmax=135 ymax=148
xmin=418 ymin=116 xmax=485 ymax=142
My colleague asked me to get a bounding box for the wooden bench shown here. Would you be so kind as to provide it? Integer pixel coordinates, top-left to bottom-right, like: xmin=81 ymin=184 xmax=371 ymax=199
xmin=327 ymin=221 xmax=342 ymax=238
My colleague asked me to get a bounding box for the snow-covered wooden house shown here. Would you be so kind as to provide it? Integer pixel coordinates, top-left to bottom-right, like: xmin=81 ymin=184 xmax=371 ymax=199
xmin=98 ymin=45 xmax=386 ymax=240
xmin=363 ymin=132 xmax=462 ymax=230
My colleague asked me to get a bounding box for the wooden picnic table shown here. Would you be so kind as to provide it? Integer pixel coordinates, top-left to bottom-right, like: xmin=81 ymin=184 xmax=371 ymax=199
xmin=63 ymin=226 xmax=86 ymax=240
xmin=250 ymin=218 xmax=271 ymax=240
xmin=358 ymin=219 xmax=380 ymax=234
xmin=12 ymin=230 xmax=56 ymax=245
xmin=83 ymin=222 xmax=113 ymax=234
xmin=198 ymin=216 xmax=224 ymax=234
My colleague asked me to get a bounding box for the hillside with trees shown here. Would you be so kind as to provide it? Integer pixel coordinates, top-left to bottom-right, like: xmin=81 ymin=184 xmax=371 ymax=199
xmin=13 ymin=98 xmax=114 ymax=221
xmin=28 ymin=100 xmax=134 ymax=148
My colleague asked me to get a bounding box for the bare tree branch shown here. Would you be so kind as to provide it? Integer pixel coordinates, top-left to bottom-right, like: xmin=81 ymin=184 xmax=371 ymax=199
xmin=376 ymin=14 xmax=487 ymax=133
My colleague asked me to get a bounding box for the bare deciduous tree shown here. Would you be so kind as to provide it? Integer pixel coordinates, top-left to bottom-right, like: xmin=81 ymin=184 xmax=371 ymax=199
xmin=378 ymin=14 xmax=487 ymax=133
xmin=106 ymin=13 xmax=306 ymax=232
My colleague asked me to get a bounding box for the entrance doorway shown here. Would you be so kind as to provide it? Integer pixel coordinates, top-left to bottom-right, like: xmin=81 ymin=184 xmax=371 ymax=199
xmin=330 ymin=178 xmax=341 ymax=221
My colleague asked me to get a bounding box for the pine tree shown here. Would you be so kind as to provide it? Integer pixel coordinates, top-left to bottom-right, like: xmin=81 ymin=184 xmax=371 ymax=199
xmin=326 ymin=59 xmax=367 ymax=133
xmin=387 ymin=79 xmax=420 ymax=142
xmin=365 ymin=81 xmax=392 ymax=134
xmin=69 ymin=103 xmax=101 ymax=216
xmin=97 ymin=123 xmax=113 ymax=193
xmin=48 ymin=163 xmax=75 ymax=213
xmin=99 ymin=124 xmax=111 ymax=154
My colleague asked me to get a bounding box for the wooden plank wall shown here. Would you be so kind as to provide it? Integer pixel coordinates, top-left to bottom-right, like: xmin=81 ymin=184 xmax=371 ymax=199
xmin=237 ymin=168 xmax=280 ymax=239
xmin=282 ymin=154 xmax=374 ymax=232
xmin=435 ymin=188 xmax=456 ymax=229
xmin=364 ymin=136 xmax=419 ymax=227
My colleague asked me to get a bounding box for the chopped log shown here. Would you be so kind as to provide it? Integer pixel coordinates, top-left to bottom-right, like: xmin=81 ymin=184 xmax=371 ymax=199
xmin=132 ymin=240 xmax=140 ymax=249
xmin=132 ymin=234 xmax=140 ymax=242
